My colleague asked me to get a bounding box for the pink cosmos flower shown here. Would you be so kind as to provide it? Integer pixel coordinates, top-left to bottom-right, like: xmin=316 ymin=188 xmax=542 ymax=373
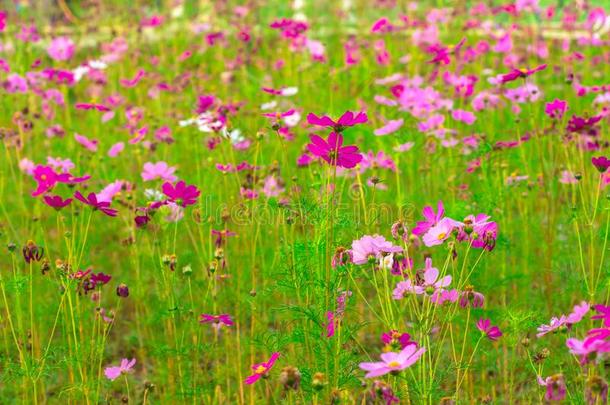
xmin=74 ymin=133 xmax=98 ymax=152
xmin=323 ymin=311 xmax=336 ymax=338
xmin=499 ymin=64 xmax=547 ymax=83
xmin=412 ymin=201 xmax=445 ymax=236
xmin=559 ymin=170 xmax=578 ymax=184
xmin=108 ymin=142 xmax=124 ymax=157
xmin=262 ymin=176 xmax=284 ymax=197
xmin=350 ymin=235 xmax=402 ymax=265
xmin=244 ymin=353 xmax=280 ymax=385
xmin=566 ymin=301 xmax=590 ymax=324
xmin=374 ymin=119 xmax=403 ymax=136
xmin=536 ymin=316 xmax=567 ymax=338
xmin=47 ymin=37 xmax=75 ymax=61
xmin=74 ymin=191 xmax=118 ymax=217
xmin=537 ymin=375 xmax=567 ymax=401
xmin=544 ymin=99 xmax=568 ymax=119
xmin=359 ymin=345 xmax=426 ymax=378
xmin=307 ymin=132 xmax=363 ymax=169
xmin=141 ymin=161 xmax=178 ymax=182
xmin=199 ymin=314 xmax=233 ymax=329
xmin=381 ymin=330 xmax=417 ymax=350
xmin=162 ymin=181 xmax=200 ymax=207
xmin=451 ymin=109 xmax=476 ymax=125
xmin=591 ymin=305 xmax=610 ymax=326
xmin=43 ymin=195 xmax=72 ymax=210
xmin=592 ymin=157 xmax=610 ymax=173
xmin=104 ymin=358 xmax=136 ymax=381
xmin=97 ymin=180 xmax=126 ymax=203
xmin=476 ymin=318 xmax=502 ymax=341
xmin=422 ymin=217 xmax=461 ymax=247
xmin=307 ymin=111 xmax=368 ymax=132
xmin=31 ymin=165 xmax=90 ymax=196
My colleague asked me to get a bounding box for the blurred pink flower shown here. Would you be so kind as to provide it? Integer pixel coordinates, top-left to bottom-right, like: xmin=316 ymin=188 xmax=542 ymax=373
xmin=47 ymin=37 xmax=75 ymax=61
xmin=141 ymin=161 xmax=177 ymax=182
xmin=104 ymin=358 xmax=136 ymax=381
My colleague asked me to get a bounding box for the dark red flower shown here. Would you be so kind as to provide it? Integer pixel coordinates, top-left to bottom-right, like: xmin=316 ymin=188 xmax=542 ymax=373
xmin=592 ymin=157 xmax=610 ymax=173
xmin=43 ymin=195 xmax=72 ymax=210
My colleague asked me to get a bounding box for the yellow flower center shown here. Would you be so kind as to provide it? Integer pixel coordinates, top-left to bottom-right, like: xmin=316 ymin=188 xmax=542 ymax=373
xmin=255 ymin=365 xmax=266 ymax=374
xmin=437 ymin=232 xmax=447 ymax=240
xmin=388 ymin=361 xmax=401 ymax=368
xmin=519 ymin=67 xmax=528 ymax=73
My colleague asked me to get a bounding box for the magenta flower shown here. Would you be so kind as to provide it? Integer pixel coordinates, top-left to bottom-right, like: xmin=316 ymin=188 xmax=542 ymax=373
xmin=104 ymin=358 xmax=136 ymax=381
xmin=307 ymin=111 xmax=368 ymax=132
xmin=141 ymin=161 xmax=178 ymax=182
xmin=537 ymin=375 xmax=567 ymax=401
xmin=47 ymin=36 xmax=75 ymax=61
xmin=381 ymin=330 xmax=417 ymax=350
xmin=43 ymin=195 xmax=72 ymax=210
xmin=499 ymin=64 xmax=547 ymax=83
xmin=592 ymin=157 xmax=610 ymax=173
xmin=323 ymin=311 xmax=336 ymax=338
xmin=244 ymin=353 xmax=280 ymax=385
xmin=31 ymin=165 xmax=90 ymax=196
xmin=412 ymin=201 xmax=445 ymax=236
xmin=196 ymin=95 xmax=215 ymax=114
xmin=307 ymin=132 xmax=363 ymax=169
xmin=359 ymin=345 xmax=426 ymax=378
xmin=476 ymin=318 xmax=502 ymax=341
xmin=350 ymin=235 xmax=402 ymax=265
xmin=199 ymin=314 xmax=233 ymax=329
xmin=74 ymin=191 xmax=118 ymax=217
xmin=592 ymin=305 xmax=610 ymax=326
xmin=544 ymin=99 xmax=568 ymax=119
xmin=162 ymin=181 xmax=200 ymax=207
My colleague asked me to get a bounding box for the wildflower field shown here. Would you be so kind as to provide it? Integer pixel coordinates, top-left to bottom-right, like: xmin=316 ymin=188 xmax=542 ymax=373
xmin=4 ymin=0 xmax=610 ymax=403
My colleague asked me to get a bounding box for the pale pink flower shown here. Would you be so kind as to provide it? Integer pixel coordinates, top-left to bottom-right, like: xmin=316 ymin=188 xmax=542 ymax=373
xmin=359 ymin=345 xmax=426 ymax=378
xmin=422 ymin=217 xmax=461 ymax=247
xmin=74 ymin=133 xmax=98 ymax=152
xmin=141 ymin=161 xmax=177 ymax=182
xmin=104 ymin=358 xmax=136 ymax=381
xmin=47 ymin=37 xmax=75 ymax=61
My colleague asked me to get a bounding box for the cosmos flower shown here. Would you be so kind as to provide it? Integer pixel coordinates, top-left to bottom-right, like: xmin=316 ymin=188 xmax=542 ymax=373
xmin=307 ymin=132 xmax=363 ymax=169
xmin=161 ymin=181 xmax=200 ymax=207
xmin=499 ymin=64 xmax=547 ymax=83
xmin=422 ymin=217 xmax=461 ymax=247
xmin=244 ymin=353 xmax=280 ymax=385
xmin=43 ymin=195 xmax=72 ymax=210
xmin=544 ymin=99 xmax=568 ymax=119
xmin=199 ymin=314 xmax=234 ymax=329
xmin=307 ymin=111 xmax=368 ymax=132
xmin=359 ymin=345 xmax=426 ymax=378
xmin=592 ymin=157 xmax=610 ymax=173
xmin=412 ymin=201 xmax=445 ymax=236
xmin=47 ymin=36 xmax=75 ymax=61
xmin=537 ymin=375 xmax=567 ymax=401
xmin=104 ymin=358 xmax=136 ymax=381
xmin=141 ymin=161 xmax=178 ymax=182
xmin=476 ymin=319 xmax=502 ymax=341
xmin=374 ymin=119 xmax=403 ymax=136
xmin=350 ymin=235 xmax=402 ymax=265
xmin=74 ymin=191 xmax=118 ymax=217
